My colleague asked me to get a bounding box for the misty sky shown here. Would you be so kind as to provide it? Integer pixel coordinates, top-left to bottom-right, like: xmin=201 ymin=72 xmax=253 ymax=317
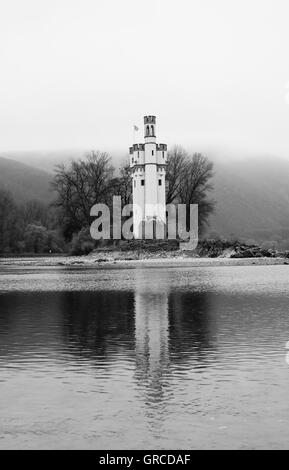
xmin=1 ymin=0 xmax=289 ymax=157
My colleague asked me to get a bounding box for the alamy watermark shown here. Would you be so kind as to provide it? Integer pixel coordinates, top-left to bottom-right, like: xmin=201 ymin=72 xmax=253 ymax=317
xmin=89 ymin=196 xmax=198 ymax=249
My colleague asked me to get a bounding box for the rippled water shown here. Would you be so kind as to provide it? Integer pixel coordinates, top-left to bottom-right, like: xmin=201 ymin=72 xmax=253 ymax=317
xmin=1 ymin=264 xmax=289 ymax=449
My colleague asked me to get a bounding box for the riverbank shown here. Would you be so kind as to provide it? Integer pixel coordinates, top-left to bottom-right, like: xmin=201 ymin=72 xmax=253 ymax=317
xmin=1 ymin=253 xmax=288 ymax=268
xmin=1 ymin=240 xmax=289 ymax=268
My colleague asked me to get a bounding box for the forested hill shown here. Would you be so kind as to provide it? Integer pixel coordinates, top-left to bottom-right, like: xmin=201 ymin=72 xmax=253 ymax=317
xmin=0 ymin=156 xmax=53 ymax=203
xmin=209 ymin=157 xmax=289 ymax=242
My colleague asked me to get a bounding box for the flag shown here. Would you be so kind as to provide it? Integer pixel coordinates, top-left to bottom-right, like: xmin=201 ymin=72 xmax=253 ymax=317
xmin=134 ymin=125 xmax=139 ymax=131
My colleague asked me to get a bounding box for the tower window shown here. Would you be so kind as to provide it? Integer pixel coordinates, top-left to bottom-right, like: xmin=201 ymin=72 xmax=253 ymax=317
xmin=159 ymin=179 xmax=162 ymax=186
xmin=162 ymin=151 xmax=164 ymax=158
xmin=151 ymin=125 xmax=154 ymax=136
xmin=141 ymin=179 xmax=145 ymax=186
xmin=152 ymin=150 xmax=154 ymax=155
xmin=146 ymin=125 xmax=150 ymax=136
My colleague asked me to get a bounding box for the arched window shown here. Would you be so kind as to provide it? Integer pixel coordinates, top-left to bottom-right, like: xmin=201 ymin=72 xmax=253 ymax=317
xmin=151 ymin=125 xmax=154 ymax=136
xmin=146 ymin=125 xmax=150 ymax=136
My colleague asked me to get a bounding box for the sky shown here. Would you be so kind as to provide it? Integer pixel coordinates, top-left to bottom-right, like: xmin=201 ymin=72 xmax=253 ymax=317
xmin=1 ymin=0 xmax=289 ymax=158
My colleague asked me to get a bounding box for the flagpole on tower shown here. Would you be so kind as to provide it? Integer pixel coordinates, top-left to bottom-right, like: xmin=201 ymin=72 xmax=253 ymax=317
xmin=133 ymin=124 xmax=139 ymax=144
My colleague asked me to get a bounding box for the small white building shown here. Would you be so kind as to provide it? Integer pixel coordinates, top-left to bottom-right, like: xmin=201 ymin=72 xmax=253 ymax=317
xmin=129 ymin=116 xmax=167 ymax=238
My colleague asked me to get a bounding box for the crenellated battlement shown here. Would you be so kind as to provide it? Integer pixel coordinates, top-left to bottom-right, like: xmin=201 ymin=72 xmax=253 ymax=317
xmin=144 ymin=115 xmax=156 ymax=124
xmin=156 ymin=144 xmax=167 ymax=151
xmin=132 ymin=143 xmax=145 ymax=152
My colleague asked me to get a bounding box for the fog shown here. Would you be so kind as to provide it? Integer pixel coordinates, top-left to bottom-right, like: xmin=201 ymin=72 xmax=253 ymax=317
xmin=1 ymin=0 xmax=289 ymax=159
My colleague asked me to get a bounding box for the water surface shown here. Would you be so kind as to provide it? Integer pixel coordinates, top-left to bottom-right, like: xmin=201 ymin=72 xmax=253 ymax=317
xmin=0 ymin=264 xmax=289 ymax=449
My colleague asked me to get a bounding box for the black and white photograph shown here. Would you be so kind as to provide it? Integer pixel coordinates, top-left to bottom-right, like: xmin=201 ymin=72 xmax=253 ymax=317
xmin=1 ymin=0 xmax=289 ymax=454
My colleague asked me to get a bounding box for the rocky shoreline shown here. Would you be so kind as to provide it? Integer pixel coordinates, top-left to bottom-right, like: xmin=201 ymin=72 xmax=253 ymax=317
xmin=196 ymin=239 xmax=288 ymax=259
xmin=1 ymin=239 xmax=289 ymax=268
xmin=92 ymin=239 xmax=289 ymax=260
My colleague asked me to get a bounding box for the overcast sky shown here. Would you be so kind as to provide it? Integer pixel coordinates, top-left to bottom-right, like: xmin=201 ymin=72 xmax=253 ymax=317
xmin=1 ymin=0 xmax=289 ymax=157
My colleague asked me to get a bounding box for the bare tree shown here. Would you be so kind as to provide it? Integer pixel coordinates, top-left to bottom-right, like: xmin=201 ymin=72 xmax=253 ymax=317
xmin=52 ymin=151 xmax=115 ymax=239
xmin=21 ymin=200 xmax=49 ymax=227
xmin=166 ymin=146 xmax=214 ymax=230
xmin=114 ymin=158 xmax=132 ymax=206
xmin=166 ymin=146 xmax=188 ymax=204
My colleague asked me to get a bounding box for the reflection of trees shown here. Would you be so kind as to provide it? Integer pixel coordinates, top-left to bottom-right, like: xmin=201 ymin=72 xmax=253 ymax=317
xmin=0 ymin=282 xmax=214 ymax=375
xmin=2 ymin=286 xmax=287 ymax=373
xmin=168 ymin=291 xmax=214 ymax=365
xmin=60 ymin=291 xmax=135 ymax=361
xmin=0 ymin=290 xmax=136 ymax=367
xmin=0 ymin=292 xmax=63 ymax=360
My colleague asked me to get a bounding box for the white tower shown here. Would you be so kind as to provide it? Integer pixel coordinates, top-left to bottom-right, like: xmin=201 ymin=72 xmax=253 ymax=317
xmin=129 ymin=116 xmax=167 ymax=238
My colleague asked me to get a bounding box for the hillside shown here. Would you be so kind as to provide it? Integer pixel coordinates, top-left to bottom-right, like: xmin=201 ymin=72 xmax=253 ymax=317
xmin=0 ymin=150 xmax=123 ymax=172
xmin=209 ymin=158 xmax=289 ymax=242
xmin=0 ymin=156 xmax=53 ymax=203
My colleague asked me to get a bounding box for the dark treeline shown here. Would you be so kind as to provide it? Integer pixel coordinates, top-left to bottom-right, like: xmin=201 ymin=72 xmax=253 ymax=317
xmin=0 ymin=190 xmax=64 ymax=255
xmin=0 ymin=148 xmax=214 ymax=255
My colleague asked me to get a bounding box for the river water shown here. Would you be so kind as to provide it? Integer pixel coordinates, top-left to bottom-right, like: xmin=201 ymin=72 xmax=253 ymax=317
xmin=0 ymin=263 xmax=289 ymax=449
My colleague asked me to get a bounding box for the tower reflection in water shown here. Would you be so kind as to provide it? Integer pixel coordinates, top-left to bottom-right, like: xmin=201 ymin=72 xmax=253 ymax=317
xmin=134 ymin=269 xmax=171 ymax=421
xmin=132 ymin=267 xmax=215 ymax=430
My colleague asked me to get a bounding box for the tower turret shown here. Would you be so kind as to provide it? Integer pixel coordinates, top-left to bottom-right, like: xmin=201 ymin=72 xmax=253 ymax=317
xmin=144 ymin=115 xmax=156 ymax=142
